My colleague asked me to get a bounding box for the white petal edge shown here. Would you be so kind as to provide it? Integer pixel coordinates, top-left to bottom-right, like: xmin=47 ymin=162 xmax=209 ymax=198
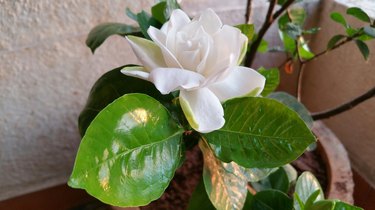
xmin=148 ymin=26 xmax=183 ymax=69
xmin=121 ymin=66 xmax=150 ymax=80
xmin=126 ymin=36 xmax=166 ymax=71
xmin=180 ymin=88 xmax=225 ymax=133
xmin=197 ymin=8 xmax=223 ymax=35
xmin=149 ymin=68 xmax=205 ymax=94
xmin=208 ymin=66 xmax=266 ymax=102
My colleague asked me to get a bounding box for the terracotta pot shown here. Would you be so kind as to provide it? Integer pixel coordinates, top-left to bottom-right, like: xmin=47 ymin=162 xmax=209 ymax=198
xmin=312 ymin=121 xmax=354 ymax=204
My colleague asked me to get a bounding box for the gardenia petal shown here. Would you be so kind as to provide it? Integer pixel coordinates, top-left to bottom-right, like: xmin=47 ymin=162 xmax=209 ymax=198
xmin=196 ymin=8 xmax=222 ymax=35
xmin=203 ymin=25 xmax=247 ymax=77
xmin=180 ymin=88 xmax=225 ymax=133
xmin=121 ymin=66 xmax=150 ymax=80
xmin=149 ymin=68 xmax=205 ymax=94
xmin=148 ymin=26 xmax=183 ymax=69
xmin=126 ymin=36 xmax=166 ymax=71
xmin=208 ymin=66 xmax=266 ymax=102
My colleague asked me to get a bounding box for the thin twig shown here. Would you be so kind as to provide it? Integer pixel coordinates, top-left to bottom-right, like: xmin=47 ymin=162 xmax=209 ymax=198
xmin=301 ymin=33 xmax=361 ymax=64
xmin=245 ymin=0 xmax=295 ymax=67
xmin=245 ymin=0 xmax=252 ymax=24
xmin=296 ymin=62 xmax=306 ymax=101
xmin=311 ymin=86 xmax=375 ymax=120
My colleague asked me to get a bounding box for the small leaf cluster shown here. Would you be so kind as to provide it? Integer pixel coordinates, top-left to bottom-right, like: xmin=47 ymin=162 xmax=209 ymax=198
xmin=329 ymin=7 xmax=375 ymax=60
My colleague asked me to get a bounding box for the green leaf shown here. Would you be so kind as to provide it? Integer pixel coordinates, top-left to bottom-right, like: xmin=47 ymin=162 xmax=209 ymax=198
xmin=278 ymin=13 xmax=290 ymax=29
xmin=294 ymin=172 xmax=324 ymax=210
xmin=222 ymin=162 xmax=277 ymax=183
xmin=136 ymin=11 xmax=162 ymax=40
xmin=258 ymin=67 xmax=280 ymax=97
xmin=151 ymin=2 xmax=168 ymax=23
xmin=200 ymin=140 xmax=248 ymax=210
xmin=355 ymin=39 xmax=370 ymax=60
xmin=283 ymin=164 xmax=297 ymax=184
xmin=298 ymin=40 xmax=315 ymax=60
xmin=268 ymin=92 xmax=313 ymax=128
xmin=204 ymin=97 xmax=316 ymax=168
xmin=285 ymin=22 xmax=303 ymax=39
xmin=289 ymin=7 xmax=307 ymax=26
xmin=327 ymin=35 xmax=346 ymax=50
xmin=364 ymin=26 xmax=375 ymax=38
xmin=126 ymin=8 xmax=138 ymax=21
xmin=346 ymin=27 xmax=359 ymax=37
xmin=308 ymin=200 xmax=363 ymax=210
xmin=258 ymin=39 xmax=269 ymax=53
xmin=69 ymin=94 xmax=184 ymax=207
xmin=236 ymin=24 xmax=256 ymax=41
xmin=279 ymin=31 xmax=297 ymax=54
xmin=347 ymin=7 xmax=371 ymax=23
xmin=187 ymin=178 xmax=216 ymax=210
xmin=304 ymin=190 xmax=322 ymax=209
xmin=251 ymin=167 xmax=290 ymax=193
xmin=86 ymin=23 xmax=140 ymax=53
xmin=243 ymin=190 xmax=293 ymax=210
xmin=330 ymin=12 xmax=347 ymax=27
xmin=78 ymin=66 xmax=175 ymax=136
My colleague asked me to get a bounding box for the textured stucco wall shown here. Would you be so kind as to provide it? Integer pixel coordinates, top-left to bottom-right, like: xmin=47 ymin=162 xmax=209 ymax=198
xmin=0 ymin=0 xmax=260 ymax=201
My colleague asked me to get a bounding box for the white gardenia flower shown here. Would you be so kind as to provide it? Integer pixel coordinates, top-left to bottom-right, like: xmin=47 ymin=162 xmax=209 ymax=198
xmin=122 ymin=9 xmax=265 ymax=133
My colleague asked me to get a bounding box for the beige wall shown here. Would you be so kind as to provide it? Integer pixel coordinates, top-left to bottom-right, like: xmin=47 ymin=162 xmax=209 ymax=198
xmin=0 ymin=0 xmax=373 ymax=201
xmin=300 ymin=0 xmax=375 ymax=188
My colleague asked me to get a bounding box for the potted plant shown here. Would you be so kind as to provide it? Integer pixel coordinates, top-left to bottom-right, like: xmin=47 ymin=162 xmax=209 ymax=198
xmin=68 ymin=0 xmax=374 ymax=209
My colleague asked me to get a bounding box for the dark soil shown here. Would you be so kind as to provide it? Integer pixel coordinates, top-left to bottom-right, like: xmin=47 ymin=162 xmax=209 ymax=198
xmin=140 ymin=146 xmax=203 ymax=210
xmin=291 ymin=147 xmax=328 ymax=192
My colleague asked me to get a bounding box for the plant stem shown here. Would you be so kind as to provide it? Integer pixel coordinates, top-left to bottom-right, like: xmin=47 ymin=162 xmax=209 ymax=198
xmin=311 ymin=86 xmax=375 ymax=120
xmin=246 ymin=0 xmax=295 ymax=67
xmin=245 ymin=0 xmax=252 ymax=24
xmin=301 ymin=34 xmax=360 ymax=64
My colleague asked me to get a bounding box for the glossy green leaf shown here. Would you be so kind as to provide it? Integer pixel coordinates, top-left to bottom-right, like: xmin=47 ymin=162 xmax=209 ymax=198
xmin=243 ymin=190 xmax=293 ymax=210
xmin=251 ymin=167 xmax=290 ymax=193
xmin=268 ymin=92 xmax=313 ymax=128
xmin=330 ymin=12 xmax=347 ymax=27
xmin=69 ymin=94 xmax=184 ymax=207
xmin=278 ymin=13 xmax=290 ymax=29
xmin=347 ymin=7 xmax=371 ymax=23
xmin=289 ymin=7 xmax=307 ymax=26
xmin=222 ymin=162 xmax=277 ymax=183
xmin=137 ymin=11 xmax=162 ymax=39
xmin=294 ymin=172 xmax=324 ymax=210
xmin=78 ymin=66 xmax=174 ymax=136
xmin=327 ymin=35 xmax=346 ymax=50
xmin=86 ymin=23 xmax=140 ymax=53
xmin=205 ymin=97 xmax=316 ymax=168
xmin=308 ymin=200 xmax=363 ymax=210
xmin=200 ymin=140 xmax=248 ymax=210
xmin=187 ymin=178 xmax=216 ymax=210
xmin=355 ymin=39 xmax=370 ymax=60
xmin=258 ymin=67 xmax=280 ymax=97
xmin=236 ymin=24 xmax=256 ymax=41
xmin=364 ymin=26 xmax=375 ymax=38
xmin=283 ymin=164 xmax=297 ymax=184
